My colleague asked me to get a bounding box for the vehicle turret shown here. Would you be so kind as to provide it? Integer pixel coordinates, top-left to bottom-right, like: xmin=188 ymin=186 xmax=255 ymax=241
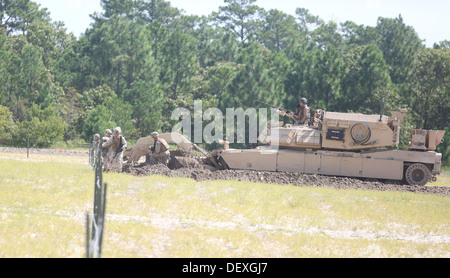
xmin=257 ymin=109 xmax=443 ymax=152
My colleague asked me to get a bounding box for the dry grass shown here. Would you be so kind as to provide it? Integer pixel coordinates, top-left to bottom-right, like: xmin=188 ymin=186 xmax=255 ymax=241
xmin=0 ymin=152 xmax=449 ymax=258
xmin=429 ymin=170 xmax=450 ymax=187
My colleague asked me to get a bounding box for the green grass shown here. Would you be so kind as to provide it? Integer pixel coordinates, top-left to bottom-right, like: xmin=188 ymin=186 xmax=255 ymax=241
xmin=0 ymin=152 xmax=449 ymax=258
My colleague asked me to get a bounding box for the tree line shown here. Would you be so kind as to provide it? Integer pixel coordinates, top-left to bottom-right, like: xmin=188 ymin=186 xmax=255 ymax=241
xmin=0 ymin=0 xmax=448 ymax=164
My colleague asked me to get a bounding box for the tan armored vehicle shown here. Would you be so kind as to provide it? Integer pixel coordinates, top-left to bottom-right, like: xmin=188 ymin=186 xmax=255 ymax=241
xmin=124 ymin=109 xmax=445 ymax=186
xmin=218 ymin=109 xmax=445 ymax=186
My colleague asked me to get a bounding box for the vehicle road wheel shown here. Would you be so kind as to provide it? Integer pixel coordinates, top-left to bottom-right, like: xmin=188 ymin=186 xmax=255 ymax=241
xmin=405 ymin=163 xmax=431 ymax=186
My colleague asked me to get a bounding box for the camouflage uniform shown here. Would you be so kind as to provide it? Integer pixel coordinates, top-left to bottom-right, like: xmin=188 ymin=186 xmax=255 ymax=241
xmin=93 ymin=134 xmax=101 ymax=148
xmin=149 ymin=132 xmax=170 ymax=165
xmin=293 ymin=98 xmax=310 ymax=124
xmin=91 ymin=134 xmax=101 ymax=167
xmin=102 ymin=129 xmax=113 ymax=171
xmin=102 ymin=127 xmax=127 ymax=172
xmin=293 ymin=104 xmax=310 ymax=124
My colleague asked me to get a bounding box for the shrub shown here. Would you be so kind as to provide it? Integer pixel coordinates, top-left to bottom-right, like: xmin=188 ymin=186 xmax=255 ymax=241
xmin=11 ymin=104 xmax=67 ymax=148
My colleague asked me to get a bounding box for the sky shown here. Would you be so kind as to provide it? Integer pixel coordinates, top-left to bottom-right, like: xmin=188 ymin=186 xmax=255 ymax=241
xmin=33 ymin=0 xmax=450 ymax=47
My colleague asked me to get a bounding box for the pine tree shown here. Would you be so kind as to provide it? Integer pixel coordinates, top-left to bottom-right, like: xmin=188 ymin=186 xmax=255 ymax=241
xmin=213 ymin=0 xmax=263 ymax=43
xmin=376 ymin=15 xmax=424 ymax=103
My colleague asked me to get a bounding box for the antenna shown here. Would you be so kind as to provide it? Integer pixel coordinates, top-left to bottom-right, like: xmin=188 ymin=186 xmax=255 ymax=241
xmin=379 ymin=88 xmax=386 ymax=122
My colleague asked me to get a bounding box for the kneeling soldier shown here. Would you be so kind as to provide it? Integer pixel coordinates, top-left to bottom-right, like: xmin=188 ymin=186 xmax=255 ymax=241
xmin=148 ymin=132 xmax=170 ymax=165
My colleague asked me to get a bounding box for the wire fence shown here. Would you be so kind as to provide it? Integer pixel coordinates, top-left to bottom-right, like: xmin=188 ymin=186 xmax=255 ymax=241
xmin=86 ymin=142 xmax=107 ymax=258
xmin=0 ymin=137 xmax=92 ymax=159
xmin=0 ymin=137 xmax=91 ymax=148
xmin=1 ymin=136 xmax=106 ymax=257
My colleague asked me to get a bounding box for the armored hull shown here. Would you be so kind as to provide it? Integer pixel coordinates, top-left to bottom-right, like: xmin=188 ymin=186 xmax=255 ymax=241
xmin=220 ymin=147 xmax=442 ymax=184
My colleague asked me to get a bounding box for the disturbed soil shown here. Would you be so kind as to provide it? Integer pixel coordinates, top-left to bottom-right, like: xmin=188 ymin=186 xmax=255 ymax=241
xmin=1 ymin=147 xmax=448 ymax=197
xmin=123 ymin=162 xmax=450 ymax=197
xmin=122 ymin=149 xmax=450 ymax=197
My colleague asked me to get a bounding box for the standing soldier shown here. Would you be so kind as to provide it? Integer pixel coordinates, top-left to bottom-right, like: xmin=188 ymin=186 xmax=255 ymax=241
xmin=102 ymin=127 xmax=127 ymax=172
xmin=103 ymin=129 xmax=112 ymax=142
xmin=148 ymin=132 xmax=170 ymax=166
xmin=102 ymin=129 xmax=113 ymax=171
xmin=93 ymin=134 xmax=101 ymax=150
xmin=91 ymin=134 xmax=101 ymax=168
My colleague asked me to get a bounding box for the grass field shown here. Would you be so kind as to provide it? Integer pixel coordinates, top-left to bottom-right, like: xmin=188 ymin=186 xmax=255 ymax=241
xmin=0 ymin=151 xmax=449 ymax=258
xmin=429 ymin=166 xmax=450 ymax=187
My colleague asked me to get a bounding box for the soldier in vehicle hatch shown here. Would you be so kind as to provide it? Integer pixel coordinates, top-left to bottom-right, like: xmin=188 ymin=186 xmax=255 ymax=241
xmin=291 ymin=98 xmax=310 ymax=125
xmin=278 ymin=97 xmax=310 ymax=124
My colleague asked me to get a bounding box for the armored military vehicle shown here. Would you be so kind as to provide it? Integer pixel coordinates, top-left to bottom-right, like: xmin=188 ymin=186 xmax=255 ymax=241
xmin=218 ymin=109 xmax=445 ymax=186
xmin=124 ymin=108 xmax=445 ymax=186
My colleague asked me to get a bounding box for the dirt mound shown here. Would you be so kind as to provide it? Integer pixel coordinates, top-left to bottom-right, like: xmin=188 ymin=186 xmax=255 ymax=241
xmin=121 ymin=149 xmax=450 ymax=197
xmin=122 ymin=162 xmax=450 ymax=197
xmin=169 ymin=149 xmax=194 ymax=158
xmin=168 ymin=156 xmax=203 ymax=170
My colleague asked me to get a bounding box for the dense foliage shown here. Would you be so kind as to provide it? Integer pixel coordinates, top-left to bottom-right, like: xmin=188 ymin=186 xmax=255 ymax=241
xmin=0 ymin=0 xmax=448 ymax=164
